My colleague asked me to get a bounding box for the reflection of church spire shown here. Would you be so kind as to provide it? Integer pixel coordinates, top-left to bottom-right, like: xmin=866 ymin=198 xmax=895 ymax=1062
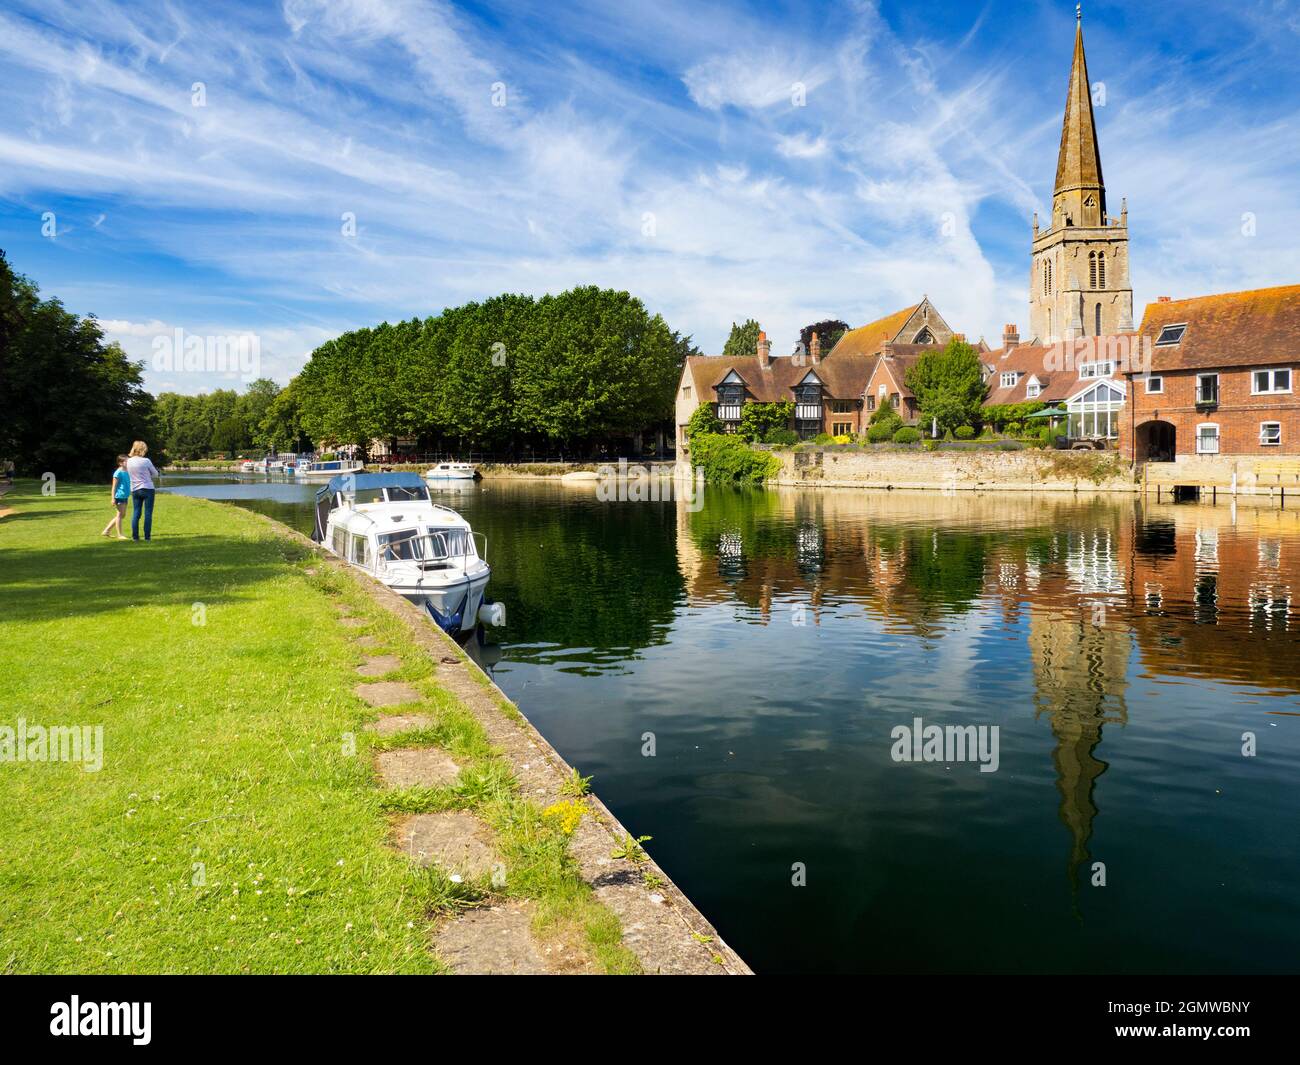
xmin=1028 ymin=609 xmax=1130 ymax=906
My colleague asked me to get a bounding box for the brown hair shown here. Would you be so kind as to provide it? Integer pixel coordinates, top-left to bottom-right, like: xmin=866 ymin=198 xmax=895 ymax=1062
xmin=129 ymin=441 xmax=148 ymax=457
xmin=117 ymin=454 xmax=128 ymax=466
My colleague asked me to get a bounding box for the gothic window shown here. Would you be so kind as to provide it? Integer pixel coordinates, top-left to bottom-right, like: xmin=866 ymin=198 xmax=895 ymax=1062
xmin=1095 ymin=303 xmax=1102 ymax=336
xmin=1043 ymin=260 xmax=1053 ymax=296
xmin=914 ymin=328 xmax=934 ymax=343
xmin=1097 ymin=253 xmax=1106 ymax=288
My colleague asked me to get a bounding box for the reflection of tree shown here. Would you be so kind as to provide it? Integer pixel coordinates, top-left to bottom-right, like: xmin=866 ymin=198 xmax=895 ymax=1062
xmin=464 ymin=488 xmax=683 ymax=654
xmin=872 ymin=527 xmax=991 ymax=616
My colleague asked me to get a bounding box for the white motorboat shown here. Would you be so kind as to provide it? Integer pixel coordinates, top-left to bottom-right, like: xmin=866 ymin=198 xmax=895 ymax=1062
xmin=312 ymin=472 xmax=503 ymax=637
xmin=425 ymin=461 xmax=477 ymax=481
xmin=296 ymin=458 xmax=365 ymax=480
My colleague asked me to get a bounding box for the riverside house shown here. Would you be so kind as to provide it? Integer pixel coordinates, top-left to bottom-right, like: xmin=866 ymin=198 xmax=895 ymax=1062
xmin=674 ymin=299 xmax=953 ymax=455
xmin=979 ymin=324 xmax=1135 ymax=442
xmin=1119 ymin=285 xmax=1300 ymax=461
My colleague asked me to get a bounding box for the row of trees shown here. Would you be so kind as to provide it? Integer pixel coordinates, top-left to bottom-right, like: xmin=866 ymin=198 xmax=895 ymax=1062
xmin=151 ymin=380 xmax=309 ymax=460
xmin=0 ymin=250 xmax=156 ymax=481
xmin=293 ymin=286 xmax=696 ymax=454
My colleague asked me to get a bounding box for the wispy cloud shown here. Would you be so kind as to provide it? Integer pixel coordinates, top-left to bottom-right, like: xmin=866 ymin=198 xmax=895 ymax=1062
xmin=0 ymin=0 xmax=1295 ymax=395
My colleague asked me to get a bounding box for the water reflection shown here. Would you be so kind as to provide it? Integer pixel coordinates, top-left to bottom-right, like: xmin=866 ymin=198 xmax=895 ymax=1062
xmin=164 ymin=474 xmax=1300 ymax=973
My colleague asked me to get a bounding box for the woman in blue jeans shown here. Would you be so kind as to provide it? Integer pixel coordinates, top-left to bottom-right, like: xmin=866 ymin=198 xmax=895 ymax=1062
xmin=125 ymin=440 xmax=161 ymax=541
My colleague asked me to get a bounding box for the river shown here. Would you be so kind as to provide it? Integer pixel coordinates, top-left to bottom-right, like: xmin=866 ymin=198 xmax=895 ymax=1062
xmin=161 ymin=472 xmax=1300 ymax=974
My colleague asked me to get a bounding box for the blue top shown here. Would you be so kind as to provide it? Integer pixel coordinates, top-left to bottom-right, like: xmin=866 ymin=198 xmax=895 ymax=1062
xmin=318 ymin=471 xmax=425 ymax=498
xmin=113 ymin=468 xmax=131 ymax=501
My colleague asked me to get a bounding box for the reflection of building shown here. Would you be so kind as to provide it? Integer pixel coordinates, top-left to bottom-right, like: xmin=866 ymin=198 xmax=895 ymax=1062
xmin=1028 ymin=608 xmax=1129 ymax=890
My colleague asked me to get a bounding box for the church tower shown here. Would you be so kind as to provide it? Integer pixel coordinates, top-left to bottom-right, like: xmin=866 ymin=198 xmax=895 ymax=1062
xmin=1029 ymin=9 xmax=1133 ymax=343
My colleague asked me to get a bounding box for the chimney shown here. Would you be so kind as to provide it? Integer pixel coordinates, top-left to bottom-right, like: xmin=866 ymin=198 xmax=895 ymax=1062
xmin=954 ymin=333 xmax=966 ymax=344
xmin=1157 ymin=296 xmax=1171 ymax=303
xmin=756 ymin=330 xmax=771 ymax=368
xmin=1002 ymin=323 xmax=1020 ymax=349
xmin=810 ymin=331 xmax=821 ymax=364
xmin=881 ymin=341 xmax=894 ymax=360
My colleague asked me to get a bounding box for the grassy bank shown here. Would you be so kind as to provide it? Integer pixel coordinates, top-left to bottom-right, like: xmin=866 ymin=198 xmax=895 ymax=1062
xmin=0 ymin=482 xmax=636 ymax=974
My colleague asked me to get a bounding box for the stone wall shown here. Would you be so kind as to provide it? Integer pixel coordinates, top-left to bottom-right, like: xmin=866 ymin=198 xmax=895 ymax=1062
xmin=768 ymin=446 xmax=1138 ymax=493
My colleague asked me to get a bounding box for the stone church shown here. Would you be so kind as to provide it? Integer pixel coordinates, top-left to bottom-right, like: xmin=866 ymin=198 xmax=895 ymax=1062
xmin=1028 ymin=11 xmax=1135 ymax=343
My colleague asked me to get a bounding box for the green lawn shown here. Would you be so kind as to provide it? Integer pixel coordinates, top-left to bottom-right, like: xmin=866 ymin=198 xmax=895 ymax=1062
xmin=0 ymin=481 xmax=634 ymax=974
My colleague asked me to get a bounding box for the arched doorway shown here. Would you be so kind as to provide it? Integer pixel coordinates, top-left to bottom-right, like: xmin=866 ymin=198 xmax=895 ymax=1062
xmin=1135 ymin=420 xmax=1176 ymax=462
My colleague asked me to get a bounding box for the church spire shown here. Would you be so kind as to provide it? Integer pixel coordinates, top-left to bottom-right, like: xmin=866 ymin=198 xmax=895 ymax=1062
xmin=1053 ymin=8 xmax=1106 ymax=225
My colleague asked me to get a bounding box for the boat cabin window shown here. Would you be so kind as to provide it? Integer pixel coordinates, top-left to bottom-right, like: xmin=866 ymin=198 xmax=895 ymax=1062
xmin=426 ymin=527 xmax=471 ymax=559
xmin=349 ymin=485 xmax=430 ymax=505
xmin=385 ymin=486 xmax=430 ymax=502
xmin=378 ymin=531 xmax=422 ymax=561
xmin=349 ymin=533 xmax=369 ymax=566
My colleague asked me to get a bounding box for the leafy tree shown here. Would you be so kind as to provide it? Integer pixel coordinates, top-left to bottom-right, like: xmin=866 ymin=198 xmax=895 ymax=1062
xmin=259 ymin=381 xmax=309 ymax=452
xmin=722 ymin=319 xmax=762 ymax=358
xmin=904 ymin=339 xmax=987 ymax=434
xmin=738 ymin=401 xmax=793 ymax=443
xmin=799 ymin=319 xmax=848 ymax=356
xmin=0 ymin=250 xmax=154 ymax=480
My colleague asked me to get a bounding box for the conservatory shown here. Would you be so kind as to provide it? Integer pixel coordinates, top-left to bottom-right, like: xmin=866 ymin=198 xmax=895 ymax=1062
xmin=1065 ymin=380 xmax=1126 ymax=441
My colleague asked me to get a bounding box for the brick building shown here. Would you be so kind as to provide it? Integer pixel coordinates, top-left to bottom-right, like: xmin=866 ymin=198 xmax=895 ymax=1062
xmin=674 ymin=299 xmax=953 ymax=453
xmin=1119 ymin=286 xmax=1300 ymax=460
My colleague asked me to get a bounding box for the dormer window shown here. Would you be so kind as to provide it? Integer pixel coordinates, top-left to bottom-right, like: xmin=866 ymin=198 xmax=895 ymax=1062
xmin=715 ymin=371 xmax=745 ymax=422
xmin=1026 ymin=378 xmax=1042 ymax=399
xmin=1000 ymin=372 xmax=1020 ymax=389
xmin=1078 ymin=360 xmax=1114 ymax=379
xmin=1155 ymin=324 xmax=1186 ymax=346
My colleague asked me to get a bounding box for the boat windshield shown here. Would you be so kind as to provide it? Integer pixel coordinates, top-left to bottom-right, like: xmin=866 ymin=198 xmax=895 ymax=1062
xmin=376 ymin=528 xmax=468 ymax=564
xmin=350 ymin=485 xmax=430 ymax=505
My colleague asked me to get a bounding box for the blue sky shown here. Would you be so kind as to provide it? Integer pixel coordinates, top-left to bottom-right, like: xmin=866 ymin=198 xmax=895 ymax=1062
xmin=1 ymin=0 xmax=1298 ymax=394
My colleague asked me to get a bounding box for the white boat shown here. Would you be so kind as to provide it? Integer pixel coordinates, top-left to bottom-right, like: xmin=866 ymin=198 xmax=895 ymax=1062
xmin=425 ymin=461 xmax=477 ymax=481
xmin=240 ymin=460 xmax=257 ymax=473
xmin=312 ymin=472 xmax=503 ymax=637
xmin=296 ymin=458 xmax=365 ymax=480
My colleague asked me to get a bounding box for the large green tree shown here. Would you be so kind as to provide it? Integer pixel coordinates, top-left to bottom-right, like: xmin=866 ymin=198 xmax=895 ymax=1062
xmin=904 ymin=339 xmax=988 ymax=434
xmin=722 ymin=318 xmax=762 ymax=358
xmin=0 ymin=250 xmax=154 ymax=480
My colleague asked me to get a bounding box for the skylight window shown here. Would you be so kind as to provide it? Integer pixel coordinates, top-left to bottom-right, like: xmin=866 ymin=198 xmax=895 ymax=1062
xmin=1155 ymin=324 xmax=1186 ymax=346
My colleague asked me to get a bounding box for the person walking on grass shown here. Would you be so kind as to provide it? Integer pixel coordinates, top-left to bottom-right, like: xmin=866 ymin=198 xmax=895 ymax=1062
xmin=100 ymin=455 xmax=131 ymax=539
xmin=125 ymin=440 xmax=161 ymax=542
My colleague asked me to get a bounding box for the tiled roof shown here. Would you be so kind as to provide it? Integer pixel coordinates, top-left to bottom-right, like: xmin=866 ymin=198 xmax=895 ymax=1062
xmin=1137 ymin=285 xmax=1300 ymax=372
xmin=981 ymin=338 xmax=1134 ymax=405
xmin=827 ymin=305 xmax=919 ymax=357
xmin=685 ymin=354 xmax=876 ymax=403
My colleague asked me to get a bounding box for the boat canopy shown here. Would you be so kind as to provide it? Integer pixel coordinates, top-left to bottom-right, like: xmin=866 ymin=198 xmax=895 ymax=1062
xmin=317 ymin=471 xmax=425 ymax=500
xmin=312 ymin=472 xmax=429 ymax=541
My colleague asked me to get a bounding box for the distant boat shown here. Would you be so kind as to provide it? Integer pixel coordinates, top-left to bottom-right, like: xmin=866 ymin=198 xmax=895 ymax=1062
xmin=425 ymin=461 xmax=477 ymax=481
xmin=296 ymin=458 xmax=364 ymax=481
xmin=312 ymin=472 xmax=500 ymax=637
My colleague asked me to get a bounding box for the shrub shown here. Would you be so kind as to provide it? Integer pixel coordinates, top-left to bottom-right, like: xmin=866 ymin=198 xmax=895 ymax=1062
xmin=763 ymin=428 xmax=798 ymax=447
xmin=685 ymin=404 xmax=723 ymax=441
xmin=954 ymin=426 xmax=975 ymax=440
xmin=739 ymin=401 xmax=794 ymax=443
xmin=812 ymin=433 xmax=835 ymax=445
xmin=891 ymin=426 xmax=921 ymax=444
xmin=832 ymin=434 xmax=851 ymax=445
xmin=689 ymin=433 xmax=782 ymax=485
xmin=923 ymin=440 xmax=938 ymax=452
xmin=942 ymin=429 xmax=955 ymax=442
xmin=866 ymin=421 xmax=896 ymax=443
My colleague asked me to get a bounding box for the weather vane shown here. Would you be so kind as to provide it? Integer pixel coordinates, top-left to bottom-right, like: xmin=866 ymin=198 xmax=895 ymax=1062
xmin=1077 ymin=3 xmax=1082 ymax=21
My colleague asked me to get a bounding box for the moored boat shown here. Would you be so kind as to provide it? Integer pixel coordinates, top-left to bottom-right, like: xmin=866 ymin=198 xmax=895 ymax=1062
xmin=425 ymin=461 xmax=477 ymax=481
xmin=312 ymin=472 xmax=501 ymax=637
xmin=296 ymin=458 xmax=365 ymax=480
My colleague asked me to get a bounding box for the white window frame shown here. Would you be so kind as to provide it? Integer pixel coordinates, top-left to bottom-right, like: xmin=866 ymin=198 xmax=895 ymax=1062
xmin=1000 ymin=372 xmax=1020 ymax=389
xmin=1078 ymin=360 xmax=1114 ymax=379
xmin=1195 ymin=423 xmax=1220 ymax=455
xmin=1155 ymin=324 xmax=1187 ymax=346
xmin=1260 ymin=421 xmax=1282 ymax=447
xmin=1026 ymin=382 xmax=1042 ymax=399
xmin=1196 ymin=373 xmax=1220 ymax=404
xmin=1144 ymin=375 xmax=1164 ymax=394
xmin=1251 ymin=368 xmax=1293 ymax=395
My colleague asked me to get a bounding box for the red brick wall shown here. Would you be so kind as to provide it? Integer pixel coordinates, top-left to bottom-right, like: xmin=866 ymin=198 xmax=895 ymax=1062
xmin=1120 ymin=364 xmax=1300 ymax=458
